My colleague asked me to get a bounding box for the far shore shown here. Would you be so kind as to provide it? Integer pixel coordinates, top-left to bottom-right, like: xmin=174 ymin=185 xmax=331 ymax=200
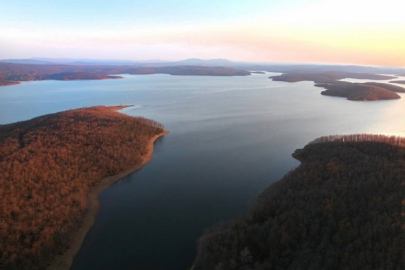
xmin=108 ymin=104 xmax=134 ymax=111
xmin=47 ymin=129 xmax=169 ymax=270
xmin=0 ymin=81 xmax=20 ymax=87
xmin=390 ymin=80 xmax=405 ymax=85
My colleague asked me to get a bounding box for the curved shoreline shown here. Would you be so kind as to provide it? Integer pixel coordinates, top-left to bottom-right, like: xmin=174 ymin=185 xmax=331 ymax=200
xmin=48 ymin=129 xmax=169 ymax=270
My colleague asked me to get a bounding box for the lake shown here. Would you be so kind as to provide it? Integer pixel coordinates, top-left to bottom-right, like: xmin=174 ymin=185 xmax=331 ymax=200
xmin=1 ymin=73 xmax=405 ymax=269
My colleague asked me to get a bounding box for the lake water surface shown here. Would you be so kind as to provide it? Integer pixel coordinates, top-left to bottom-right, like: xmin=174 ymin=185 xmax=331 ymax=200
xmin=1 ymin=73 xmax=405 ymax=269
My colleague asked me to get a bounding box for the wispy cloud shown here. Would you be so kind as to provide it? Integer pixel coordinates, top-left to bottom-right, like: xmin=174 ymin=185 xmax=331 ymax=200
xmin=1 ymin=0 xmax=404 ymax=65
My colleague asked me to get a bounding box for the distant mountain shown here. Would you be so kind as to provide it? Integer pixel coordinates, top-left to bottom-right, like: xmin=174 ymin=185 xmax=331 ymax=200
xmin=167 ymin=58 xmax=237 ymax=66
xmin=1 ymin=58 xmax=405 ymax=75
xmin=0 ymin=59 xmax=56 ymax=65
xmin=0 ymin=58 xmax=167 ymax=66
xmin=236 ymin=64 xmax=405 ymax=75
xmin=0 ymin=58 xmax=239 ymax=67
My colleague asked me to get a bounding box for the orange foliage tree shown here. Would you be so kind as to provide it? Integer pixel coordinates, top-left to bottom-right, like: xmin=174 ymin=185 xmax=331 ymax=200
xmin=0 ymin=106 xmax=164 ymax=269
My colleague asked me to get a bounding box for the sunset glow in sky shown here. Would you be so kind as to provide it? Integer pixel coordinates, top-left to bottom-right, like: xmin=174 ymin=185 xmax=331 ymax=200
xmin=1 ymin=0 xmax=404 ymax=66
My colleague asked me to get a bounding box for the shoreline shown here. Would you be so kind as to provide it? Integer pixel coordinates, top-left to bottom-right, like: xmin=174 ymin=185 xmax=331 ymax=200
xmin=47 ymin=129 xmax=169 ymax=270
xmin=0 ymin=81 xmax=20 ymax=87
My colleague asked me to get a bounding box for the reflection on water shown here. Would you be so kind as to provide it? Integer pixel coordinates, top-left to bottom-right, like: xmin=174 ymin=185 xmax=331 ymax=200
xmin=1 ymin=73 xmax=405 ymax=269
xmin=339 ymin=75 xmax=405 ymax=136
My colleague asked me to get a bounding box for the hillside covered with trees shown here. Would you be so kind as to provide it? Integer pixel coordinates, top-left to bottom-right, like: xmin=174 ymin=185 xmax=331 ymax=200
xmin=0 ymin=81 xmax=20 ymax=86
xmin=270 ymin=72 xmax=395 ymax=83
xmin=316 ymin=81 xmax=401 ymax=101
xmin=390 ymin=80 xmax=405 ymax=85
xmin=0 ymin=106 xmax=165 ymax=269
xmin=0 ymin=62 xmax=251 ymax=86
xmin=194 ymin=134 xmax=405 ymax=269
xmin=270 ymin=72 xmax=404 ymax=101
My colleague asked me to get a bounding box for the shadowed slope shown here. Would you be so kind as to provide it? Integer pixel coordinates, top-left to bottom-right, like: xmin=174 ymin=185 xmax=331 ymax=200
xmin=194 ymin=134 xmax=405 ymax=270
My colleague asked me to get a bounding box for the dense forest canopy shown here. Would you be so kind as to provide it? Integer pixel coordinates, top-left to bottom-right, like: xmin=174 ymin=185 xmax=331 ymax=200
xmin=0 ymin=106 xmax=165 ymax=269
xmin=194 ymin=134 xmax=405 ymax=270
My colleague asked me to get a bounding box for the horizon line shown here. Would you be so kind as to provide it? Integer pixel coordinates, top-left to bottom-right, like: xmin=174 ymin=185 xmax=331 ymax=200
xmin=1 ymin=57 xmax=404 ymax=69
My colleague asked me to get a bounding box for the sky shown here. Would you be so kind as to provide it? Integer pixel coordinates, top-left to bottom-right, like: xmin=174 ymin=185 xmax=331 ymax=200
xmin=1 ymin=0 xmax=404 ymax=66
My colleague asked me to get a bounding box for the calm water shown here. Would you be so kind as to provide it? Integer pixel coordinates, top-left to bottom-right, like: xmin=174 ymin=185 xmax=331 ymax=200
xmin=1 ymin=73 xmax=405 ymax=269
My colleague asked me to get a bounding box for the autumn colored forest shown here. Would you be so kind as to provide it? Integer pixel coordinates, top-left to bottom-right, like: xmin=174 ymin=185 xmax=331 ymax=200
xmin=317 ymin=82 xmax=402 ymax=101
xmin=0 ymin=106 xmax=164 ymax=269
xmin=270 ymin=72 xmax=405 ymax=101
xmin=0 ymin=62 xmax=250 ymax=86
xmin=194 ymin=134 xmax=405 ymax=269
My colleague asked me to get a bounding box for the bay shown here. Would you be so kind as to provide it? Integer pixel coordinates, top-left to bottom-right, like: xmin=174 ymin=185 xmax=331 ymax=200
xmin=1 ymin=73 xmax=405 ymax=269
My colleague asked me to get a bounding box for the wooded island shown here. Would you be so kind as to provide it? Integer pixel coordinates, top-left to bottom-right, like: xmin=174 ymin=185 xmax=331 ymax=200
xmin=270 ymin=72 xmax=404 ymax=101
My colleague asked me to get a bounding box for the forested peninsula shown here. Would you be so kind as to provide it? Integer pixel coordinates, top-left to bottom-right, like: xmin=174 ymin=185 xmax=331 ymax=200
xmin=270 ymin=72 xmax=404 ymax=101
xmin=194 ymin=134 xmax=405 ymax=269
xmin=0 ymin=81 xmax=20 ymax=86
xmin=316 ymin=82 xmax=402 ymax=101
xmin=0 ymin=106 xmax=167 ymax=269
xmin=0 ymin=63 xmax=251 ymax=86
xmin=390 ymin=80 xmax=405 ymax=85
xmin=270 ymin=72 xmax=395 ymax=83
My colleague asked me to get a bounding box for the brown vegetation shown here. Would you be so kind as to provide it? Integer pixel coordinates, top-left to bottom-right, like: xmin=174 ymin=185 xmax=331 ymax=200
xmin=0 ymin=63 xmax=250 ymax=86
xmin=363 ymin=82 xmax=405 ymax=93
xmin=44 ymin=72 xmax=122 ymax=80
xmin=316 ymin=81 xmax=401 ymax=101
xmin=269 ymin=71 xmax=403 ymax=101
xmin=270 ymin=72 xmax=396 ymax=83
xmin=0 ymin=81 xmax=20 ymax=86
xmin=194 ymin=134 xmax=405 ymax=269
xmin=250 ymin=71 xmax=266 ymax=74
xmin=308 ymin=133 xmax=405 ymax=146
xmin=390 ymin=80 xmax=405 ymax=85
xmin=0 ymin=106 xmax=165 ymax=269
